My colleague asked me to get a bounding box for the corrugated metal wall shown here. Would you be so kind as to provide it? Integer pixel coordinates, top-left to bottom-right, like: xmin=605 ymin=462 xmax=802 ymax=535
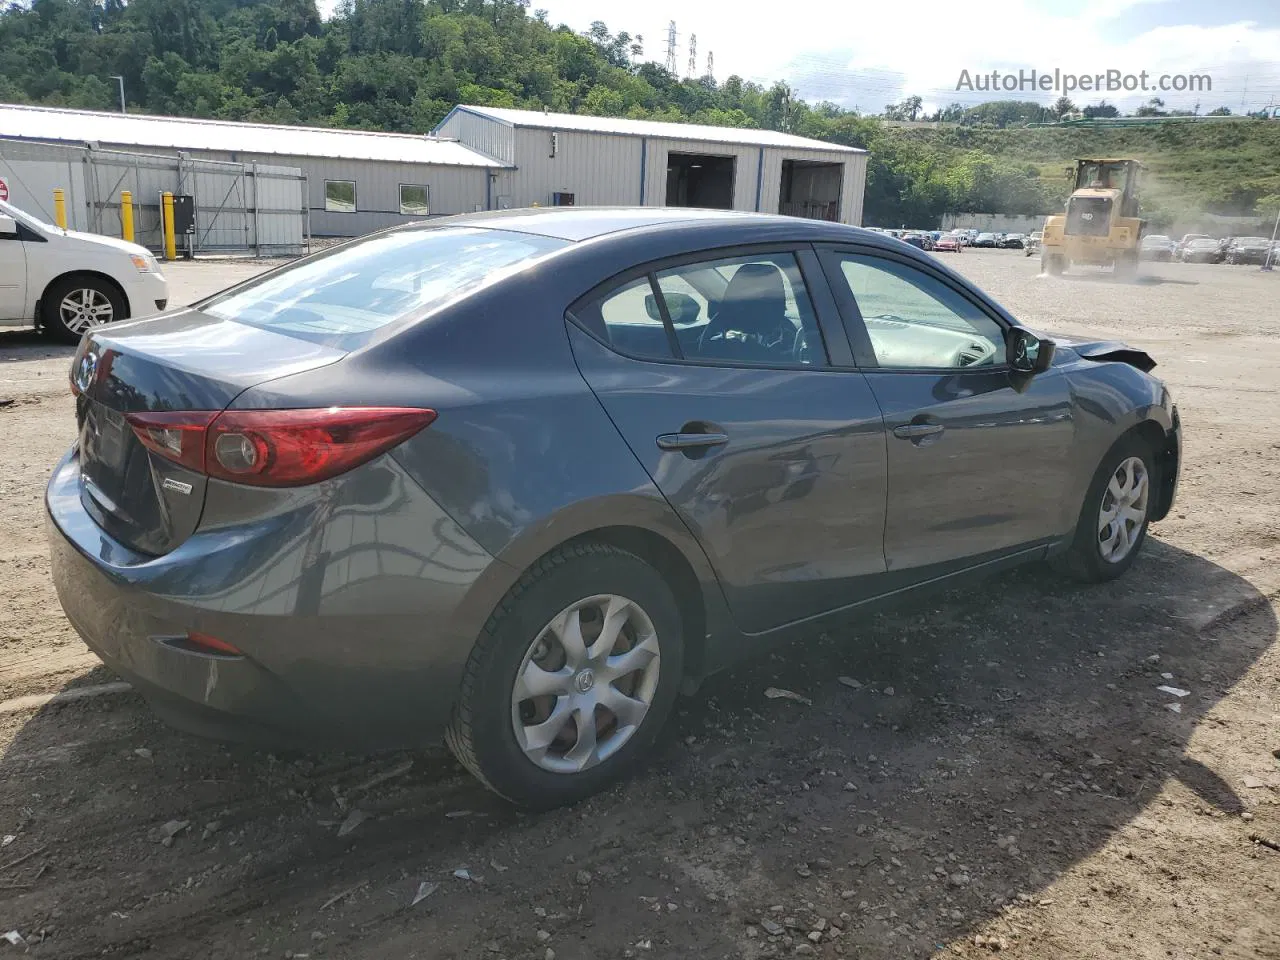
xmin=163 ymin=151 xmax=490 ymax=237
xmin=0 ymin=139 xmax=90 ymax=229
xmin=487 ymin=128 xmax=642 ymax=209
xmin=435 ymin=110 xmax=514 ymax=165
xmin=473 ymin=126 xmax=866 ymax=226
xmin=0 ymin=138 xmax=309 ymax=252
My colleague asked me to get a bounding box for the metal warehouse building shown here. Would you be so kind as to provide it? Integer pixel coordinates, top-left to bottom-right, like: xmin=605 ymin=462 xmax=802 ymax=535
xmin=0 ymin=104 xmax=504 ymax=246
xmin=0 ymin=102 xmax=867 ymax=250
xmin=435 ymin=105 xmax=867 ymax=224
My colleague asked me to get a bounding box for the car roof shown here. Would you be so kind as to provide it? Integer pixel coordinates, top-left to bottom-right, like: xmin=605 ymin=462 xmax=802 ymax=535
xmin=429 ymin=206 xmax=879 ymax=245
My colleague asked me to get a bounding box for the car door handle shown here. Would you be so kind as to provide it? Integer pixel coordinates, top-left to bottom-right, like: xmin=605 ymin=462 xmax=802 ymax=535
xmin=656 ymin=432 xmax=729 ymax=451
xmin=892 ymin=423 xmax=945 ymax=440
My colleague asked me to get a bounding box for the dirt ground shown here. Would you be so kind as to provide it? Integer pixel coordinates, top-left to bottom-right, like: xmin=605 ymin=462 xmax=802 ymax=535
xmin=0 ymin=251 xmax=1277 ymax=960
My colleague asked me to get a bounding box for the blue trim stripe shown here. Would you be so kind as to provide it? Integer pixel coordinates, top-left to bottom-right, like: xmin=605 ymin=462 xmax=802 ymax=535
xmin=639 ymin=138 xmax=648 ymax=205
xmin=754 ymin=146 xmax=765 ymax=212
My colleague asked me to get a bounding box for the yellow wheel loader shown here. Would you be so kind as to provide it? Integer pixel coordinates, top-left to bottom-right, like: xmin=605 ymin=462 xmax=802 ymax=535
xmin=1040 ymin=159 xmax=1146 ymax=278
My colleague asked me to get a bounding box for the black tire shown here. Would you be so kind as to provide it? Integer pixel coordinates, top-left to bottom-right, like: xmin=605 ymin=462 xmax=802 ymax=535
xmin=1042 ymin=253 xmax=1065 ymax=275
xmin=1114 ymin=253 xmax=1139 ymax=280
xmin=1052 ymin=436 xmax=1156 ymax=583
xmin=445 ymin=542 xmax=685 ymax=809
xmin=40 ymin=273 xmax=128 ymax=344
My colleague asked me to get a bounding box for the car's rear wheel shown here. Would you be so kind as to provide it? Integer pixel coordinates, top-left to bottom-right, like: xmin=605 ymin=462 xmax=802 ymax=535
xmin=42 ymin=274 xmax=126 ymax=344
xmin=445 ymin=542 xmax=684 ymax=808
xmin=1052 ymin=438 xmax=1155 ymax=583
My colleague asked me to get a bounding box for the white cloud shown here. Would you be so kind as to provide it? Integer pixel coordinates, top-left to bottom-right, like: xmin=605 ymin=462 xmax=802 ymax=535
xmin=312 ymin=0 xmax=1280 ymax=113
xmin=536 ymin=0 xmax=1280 ymax=112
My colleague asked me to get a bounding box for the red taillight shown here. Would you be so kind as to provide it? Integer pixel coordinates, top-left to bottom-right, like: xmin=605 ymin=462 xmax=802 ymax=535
xmin=125 ymin=411 xmax=218 ymax=473
xmin=127 ymin=407 xmax=436 ymax=487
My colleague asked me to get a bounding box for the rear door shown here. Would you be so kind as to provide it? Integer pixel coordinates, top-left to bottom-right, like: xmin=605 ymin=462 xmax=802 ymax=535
xmin=818 ymin=245 xmax=1075 ymax=579
xmin=568 ymin=245 xmax=888 ymax=634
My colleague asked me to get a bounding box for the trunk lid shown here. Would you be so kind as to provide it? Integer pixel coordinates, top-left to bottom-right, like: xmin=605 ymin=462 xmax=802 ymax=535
xmin=73 ymin=309 xmax=344 ymax=556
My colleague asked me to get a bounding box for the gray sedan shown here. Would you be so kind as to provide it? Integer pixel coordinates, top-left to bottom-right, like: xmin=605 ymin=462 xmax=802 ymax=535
xmin=47 ymin=208 xmax=1181 ymax=808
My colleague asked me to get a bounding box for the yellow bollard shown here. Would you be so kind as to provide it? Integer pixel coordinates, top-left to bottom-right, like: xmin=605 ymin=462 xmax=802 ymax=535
xmin=53 ymin=188 xmax=67 ymax=229
xmin=161 ymin=191 xmax=176 ymax=261
xmin=120 ymin=190 xmax=134 ymax=243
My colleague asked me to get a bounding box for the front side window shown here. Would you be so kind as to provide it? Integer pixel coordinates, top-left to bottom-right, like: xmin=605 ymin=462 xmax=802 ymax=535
xmin=325 ymin=180 xmax=356 ymax=213
xmin=836 ymin=254 xmax=1005 ymax=369
xmin=399 ymin=184 xmax=429 ymax=216
xmin=202 ymin=226 xmax=567 ymax=347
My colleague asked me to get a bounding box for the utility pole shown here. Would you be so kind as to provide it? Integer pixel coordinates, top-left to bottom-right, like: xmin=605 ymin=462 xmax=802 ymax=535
xmin=109 ymin=75 xmax=126 ymax=113
xmin=687 ymin=34 xmax=697 ymax=80
xmin=664 ymin=21 xmax=678 ymax=75
xmin=706 ymin=51 xmax=714 ymax=82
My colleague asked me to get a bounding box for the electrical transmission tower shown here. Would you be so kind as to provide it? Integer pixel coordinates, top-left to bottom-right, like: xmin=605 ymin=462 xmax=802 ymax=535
xmin=664 ymin=21 xmax=678 ymax=75
xmin=687 ymin=34 xmax=697 ymax=79
xmin=706 ymin=51 xmax=714 ymax=82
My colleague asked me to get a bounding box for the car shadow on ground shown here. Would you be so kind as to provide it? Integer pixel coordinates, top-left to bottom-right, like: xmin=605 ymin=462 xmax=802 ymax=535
xmin=0 ymin=327 xmax=75 ymax=361
xmin=0 ymin=538 xmax=1273 ymax=958
xmin=1053 ymin=272 xmax=1199 ymax=287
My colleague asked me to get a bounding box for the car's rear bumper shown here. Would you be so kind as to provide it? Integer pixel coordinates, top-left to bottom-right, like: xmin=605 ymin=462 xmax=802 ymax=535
xmin=46 ymin=447 xmax=501 ymax=750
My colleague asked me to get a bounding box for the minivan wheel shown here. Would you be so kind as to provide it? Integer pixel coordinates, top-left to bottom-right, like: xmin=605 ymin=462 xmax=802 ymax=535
xmin=1052 ymin=438 xmax=1155 ymax=583
xmin=446 ymin=543 xmax=684 ymax=809
xmin=42 ymin=274 xmax=126 ymax=344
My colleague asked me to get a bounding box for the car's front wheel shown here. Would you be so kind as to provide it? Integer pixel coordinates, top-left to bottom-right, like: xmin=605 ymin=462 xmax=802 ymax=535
xmin=42 ymin=274 xmax=127 ymax=344
xmin=446 ymin=542 xmax=684 ymax=808
xmin=1053 ymin=438 xmax=1155 ymax=582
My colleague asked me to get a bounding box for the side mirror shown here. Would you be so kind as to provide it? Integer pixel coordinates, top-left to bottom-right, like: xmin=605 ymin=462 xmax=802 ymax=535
xmin=645 ymin=292 xmax=701 ymax=326
xmin=1006 ymin=327 xmax=1055 ymax=374
xmin=0 ymin=215 xmax=16 ymax=237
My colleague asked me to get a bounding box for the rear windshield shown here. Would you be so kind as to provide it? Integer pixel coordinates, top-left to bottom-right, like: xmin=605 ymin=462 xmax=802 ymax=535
xmin=202 ymin=226 xmax=568 ymax=347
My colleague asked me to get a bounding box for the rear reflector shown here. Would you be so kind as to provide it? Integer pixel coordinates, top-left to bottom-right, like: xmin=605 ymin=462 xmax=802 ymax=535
xmin=154 ymin=631 xmax=245 ymax=659
xmin=185 ymin=631 xmax=244 ymax=656
xmin=126 ymin=407 xmax=436 ymax=487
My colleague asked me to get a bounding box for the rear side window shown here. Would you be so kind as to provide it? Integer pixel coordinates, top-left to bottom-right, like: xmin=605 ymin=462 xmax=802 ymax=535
xmin=203 ymin=227 xmax=567 ymax=348
xmin=579 ymin=251 xmax=828 ymax=368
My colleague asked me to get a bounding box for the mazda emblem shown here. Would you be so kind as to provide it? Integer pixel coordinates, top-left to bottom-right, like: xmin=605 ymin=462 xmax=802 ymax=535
xmin=73 ymin=349 xmax=99 ymax=394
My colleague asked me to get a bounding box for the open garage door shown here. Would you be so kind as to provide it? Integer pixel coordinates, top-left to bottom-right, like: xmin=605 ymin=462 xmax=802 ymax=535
xmin=665 ymin=152 xmax=735 ymax=210
xmin=780 ymin=159 xmax=842 ymax=222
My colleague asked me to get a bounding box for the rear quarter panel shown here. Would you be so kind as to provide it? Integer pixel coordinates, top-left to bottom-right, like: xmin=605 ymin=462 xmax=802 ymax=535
xmin=233 ymin=244 xmax=737 ymax=666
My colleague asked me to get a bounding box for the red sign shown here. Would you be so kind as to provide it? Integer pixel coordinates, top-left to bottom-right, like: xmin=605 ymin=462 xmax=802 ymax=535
xmin=0 ymin=177 xmax=7 ymax=203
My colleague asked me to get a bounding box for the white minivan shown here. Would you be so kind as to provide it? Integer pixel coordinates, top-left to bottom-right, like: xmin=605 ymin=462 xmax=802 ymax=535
xmin=0 ymin=198 xmax=170 ymax=342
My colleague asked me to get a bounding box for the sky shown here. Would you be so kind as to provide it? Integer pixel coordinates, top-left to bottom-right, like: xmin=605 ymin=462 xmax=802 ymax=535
xmin=510 ymin=0 xmax=1280 ymax=114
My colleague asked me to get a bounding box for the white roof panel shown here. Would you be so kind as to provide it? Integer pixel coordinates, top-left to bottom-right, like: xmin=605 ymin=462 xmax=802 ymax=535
xmin=0 ymin=104 xmax=505 ymax=167
xmin=446 ymin=105 xmax=864 ymax=153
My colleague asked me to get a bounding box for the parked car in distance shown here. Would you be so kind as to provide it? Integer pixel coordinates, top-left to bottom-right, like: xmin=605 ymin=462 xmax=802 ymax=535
xmin=1024 ymin=231 xmax=1043 ymax=257
xmin=900 ymin=232 xmax=934 ymax=251
xmin=1001 ymin=233 xmax=1027 ymax=249
xmin=1140 ymin=235 xmax=1177 ymax=261
xmin=934 ymin=234 xmax=963 ymax=252
xmin=47 ymin=208 xmax=1181 ymax=809
xmin=973 ymin=232 xmax=1000 ymax=248
xmin=0 ymin=198 xmax=169 ymax=343
xmin=1174 ymin=233 xmax=1212 ymax=259
xmin=1179 ymin=237 xmax=1223 ymax=263
xmin=1225 ymin=236 xmax=1272 ymax=265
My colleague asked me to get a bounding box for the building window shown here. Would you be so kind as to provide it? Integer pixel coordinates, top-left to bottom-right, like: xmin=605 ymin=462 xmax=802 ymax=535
xmin=324 ymin=180 xmax=356 ymax=213
xmin=399 ymin=184 xmax=430 ymax=216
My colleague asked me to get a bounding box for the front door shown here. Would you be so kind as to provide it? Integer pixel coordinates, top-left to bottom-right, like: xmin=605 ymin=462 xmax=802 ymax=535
xmin=568 ymin=247 xmax=887 ymax=634
xmin=820 ymin=247 xmax=1075 ymax=579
